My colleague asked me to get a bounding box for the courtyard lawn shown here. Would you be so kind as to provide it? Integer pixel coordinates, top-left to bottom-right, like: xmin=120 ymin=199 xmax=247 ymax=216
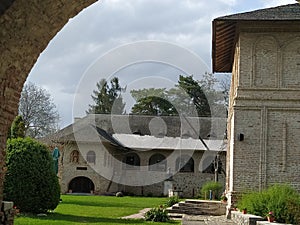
xmin=15 ymin=195 xmax=180 ymax=225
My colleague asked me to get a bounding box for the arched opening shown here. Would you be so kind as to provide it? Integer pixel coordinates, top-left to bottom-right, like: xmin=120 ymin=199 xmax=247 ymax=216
xmin=68 ymin=176 xmax=95 ymax=193
xmin=86 ymin=150 xmax=96 ymax=164
xmin=175 ymin=155 xmax=194 ymax=173
xmin=123 ymin=153 xmax=140 ymax=170
xmin=149 ymin=153 xmax=166 ymax=171
xmin=70 ymin=150 xmax=79 ymax=163
xmin=0 ymin=0 xmax=97 ymax=202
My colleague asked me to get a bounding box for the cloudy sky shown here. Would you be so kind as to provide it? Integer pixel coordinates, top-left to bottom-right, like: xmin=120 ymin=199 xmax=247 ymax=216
xmin=27 ymin=0 xmax=296 ymax=128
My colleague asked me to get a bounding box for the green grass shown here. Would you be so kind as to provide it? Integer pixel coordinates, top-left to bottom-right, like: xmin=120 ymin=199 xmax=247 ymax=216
xmin=15 ymin=195 xmax=180 ymax=225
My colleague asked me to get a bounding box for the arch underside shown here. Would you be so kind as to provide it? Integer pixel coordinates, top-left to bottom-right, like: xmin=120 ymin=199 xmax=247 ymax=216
xmin=0 ymin=0 xmax=97 ymax=202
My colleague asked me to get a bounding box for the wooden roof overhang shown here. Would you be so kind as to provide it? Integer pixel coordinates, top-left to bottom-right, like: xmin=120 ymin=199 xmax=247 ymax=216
xmin=212 ymin=19 xmax=237 ymax=73
xmin=212 ymin=3 xmax=300 ymax=73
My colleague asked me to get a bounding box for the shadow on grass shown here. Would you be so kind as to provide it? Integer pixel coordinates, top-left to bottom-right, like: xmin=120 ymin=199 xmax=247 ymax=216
xmin=61 ymin=200 xmax=122 ymax=208
xmin=20 ymin=212 xmax=145 ymax=224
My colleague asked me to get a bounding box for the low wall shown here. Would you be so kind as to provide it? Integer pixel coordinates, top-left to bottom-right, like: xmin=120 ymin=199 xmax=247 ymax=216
xmin=231 ymin=211 xmax=263 ymax=225
xmin=257 ymin=221 xmax=292 ymax=225
xmin=231 ymin=211 xmax=293 ymax=225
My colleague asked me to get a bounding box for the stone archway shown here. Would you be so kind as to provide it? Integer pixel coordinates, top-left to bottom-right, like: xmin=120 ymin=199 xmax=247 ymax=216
xmin=69 ymin=176 xmax=95 ymax=193
xmin=0 ymin=0 xmax=97 ymax=205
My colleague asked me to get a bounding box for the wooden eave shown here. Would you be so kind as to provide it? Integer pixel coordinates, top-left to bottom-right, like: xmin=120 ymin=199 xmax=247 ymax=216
xmin=212 ymin=19 xmax=300 ymax=73
xmin=212 ymin=20 xmax=237 ymax=73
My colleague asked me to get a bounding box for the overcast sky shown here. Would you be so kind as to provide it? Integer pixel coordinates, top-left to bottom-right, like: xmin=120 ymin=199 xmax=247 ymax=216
xmin=27 ymin=0 xmax=296 ymax=128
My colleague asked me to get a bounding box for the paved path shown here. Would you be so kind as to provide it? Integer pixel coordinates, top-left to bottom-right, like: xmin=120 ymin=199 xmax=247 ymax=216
xmin=122 ymin=209 xmax=237 ymax=225
xmin=121 ymin=208 xmax=151 ymax=219
xmin=182 ymin=215 xmax=236 ymax=225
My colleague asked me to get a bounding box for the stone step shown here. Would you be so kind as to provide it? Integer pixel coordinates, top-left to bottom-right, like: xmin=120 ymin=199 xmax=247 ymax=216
xmin=166 ymin=200 xmax=226 ymax=216
xmin=168 ymin=213 xmax=184 ymax=219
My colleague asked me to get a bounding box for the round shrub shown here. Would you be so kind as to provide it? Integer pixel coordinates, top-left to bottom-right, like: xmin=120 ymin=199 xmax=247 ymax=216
xmin=4 ymin=137 xmax=60 ymax=213
xmin=200 ymin=181 xmax=223 ymax=199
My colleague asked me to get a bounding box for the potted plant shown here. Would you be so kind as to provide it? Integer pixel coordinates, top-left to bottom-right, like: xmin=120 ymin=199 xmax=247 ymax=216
xmin=266 ymin=211 xmax=275 ymax=222
xmin=220 ymin=194 xmax=228 ymax=203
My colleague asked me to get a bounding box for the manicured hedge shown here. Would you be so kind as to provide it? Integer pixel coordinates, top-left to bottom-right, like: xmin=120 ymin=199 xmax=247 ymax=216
xmin=4 ymin=137 xmax=60 ymax=213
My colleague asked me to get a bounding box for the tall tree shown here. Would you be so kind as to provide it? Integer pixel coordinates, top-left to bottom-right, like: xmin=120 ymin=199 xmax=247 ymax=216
xmin=19 ymin=82 xmax=60 ymax=138
xmin=131 ymin=88 xmax=177 ymax=116
xmin=129 ymin=74 xmax=228 ymax=117
xmin=87 ymin=77 xmax=125 ymax=114
xmin=177 ymin=75 xmax=211 ymax=117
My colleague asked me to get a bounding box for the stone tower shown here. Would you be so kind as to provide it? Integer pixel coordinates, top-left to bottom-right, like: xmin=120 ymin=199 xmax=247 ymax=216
xmin=212 ymin=3 xmax=300 ymax=205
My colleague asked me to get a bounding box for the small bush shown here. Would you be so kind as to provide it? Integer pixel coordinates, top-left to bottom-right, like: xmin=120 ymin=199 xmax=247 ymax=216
xmin=144 ymin=206 xmax=169 ymax=222
xmin=165 ymin=196 xmax=179 ymax=207
xmin=4 ymin=137 xmax=60 ymax=213
xmin=200 ymin=181 xmax=223 ymax=199
xmin=237 ymin=184 xmax=300 ymax=224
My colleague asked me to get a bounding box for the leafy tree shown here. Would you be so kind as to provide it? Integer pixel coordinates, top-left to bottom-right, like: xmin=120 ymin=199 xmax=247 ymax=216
xmin=130 ymin=75 xmax=211 ymax=117
xmin=4 ymin=137 xmax=60 ymax=213
xmin=19 ymin=82 xmax=60 ymax=138
xmin=9 ymin=115 xmax=25 ymax=139
xmin=177 ymin=75 xmax=211 ymax=117
xmin=87 ymin=77 xmax=125 ymax=114
xmin=129 ymin=74 xmax=229 ymax=117
xmin=131 ymin=88 xmax=177 ymax=116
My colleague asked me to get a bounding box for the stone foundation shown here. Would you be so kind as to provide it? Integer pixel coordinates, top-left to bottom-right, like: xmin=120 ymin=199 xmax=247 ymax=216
xmin=231 ymin=211 xmax=264 ymax=225
xmin=0 ymin=201 xmax=15 ymax=225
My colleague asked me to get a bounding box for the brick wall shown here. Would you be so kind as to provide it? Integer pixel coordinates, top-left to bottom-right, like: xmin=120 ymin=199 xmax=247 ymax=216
xmin=228 ymin=24 xmax=300 ymax=197
xmin=0 ymin=0 xmax=96 ymax=223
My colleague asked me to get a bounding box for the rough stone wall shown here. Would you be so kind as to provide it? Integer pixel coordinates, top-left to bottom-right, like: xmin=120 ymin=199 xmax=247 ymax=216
xmin=60 ymin=142 xmax=226 ymax=197
xmin=0 ymin=0 xmax=96 ymax=212
xmin=228 ymin=24 xmax=300 ymax=195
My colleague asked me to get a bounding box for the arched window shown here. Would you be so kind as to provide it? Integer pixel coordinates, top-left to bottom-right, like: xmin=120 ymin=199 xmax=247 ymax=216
xmin=70 ymin=150 xmax=79 ymax=163
xmin=86 ymin=151 xmax=96 ymax=164
xmin=149 ymin=153 xmax=166 ymax=171
xmin=123 ymin=153 xmax=140 ymax=170
xmin=176 ymin=155 xmax=194 ymax=173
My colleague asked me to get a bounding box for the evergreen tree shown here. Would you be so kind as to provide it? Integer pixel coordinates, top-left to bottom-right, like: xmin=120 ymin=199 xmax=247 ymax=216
xmin=131 ymin=88 xmax=178 ymax=116
xmin=9 ymin=115 xmax=25 ymax=139
xmin=130 ymin=75 xmax=212 ymax=117
xmin=87 ymin=77 xmax=125 ymax=114
xmin=4 ymin=137 xmax=60 ymax=213
xmin=177 ymin=75 xmax=211 ymax=117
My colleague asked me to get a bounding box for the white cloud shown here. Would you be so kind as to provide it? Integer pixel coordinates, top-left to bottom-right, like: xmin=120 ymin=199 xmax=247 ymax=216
xmin=27 ymin=0 xmax=258 ymax=127
xmin=262 ymin=0 xmax=296 ymax=7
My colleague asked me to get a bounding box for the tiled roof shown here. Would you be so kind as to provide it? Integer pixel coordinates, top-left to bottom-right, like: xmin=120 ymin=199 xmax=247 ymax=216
xmin=48 ymin=114 xmax=226 ymax=144
xmin=212 ymin=3 xmax=300 ymax=73
xmin=216 ymin=3 xmax=300 ymax=21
